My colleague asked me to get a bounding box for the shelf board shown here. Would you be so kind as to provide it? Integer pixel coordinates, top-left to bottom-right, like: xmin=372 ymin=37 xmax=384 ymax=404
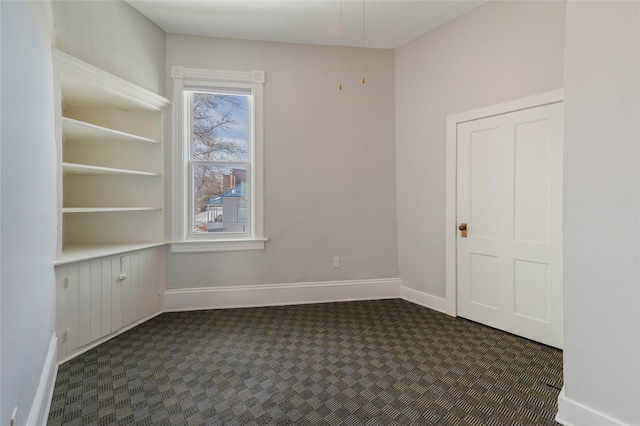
xmin=62 ymin=117 xmax=158 ymax=144
xmin=54 ymin=49 xmax=170 ymax=112
xmin=62 ymin=162 xmax=160 ymax=177
xmin=55 ymin=242 xmax=166 ymax=265
xmin=62 ymin=207 xmax=161 ymax=213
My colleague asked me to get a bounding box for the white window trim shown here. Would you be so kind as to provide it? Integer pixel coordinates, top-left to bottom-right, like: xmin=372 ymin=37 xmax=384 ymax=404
xmin=170 ymin=66 xmax=266 ymax=253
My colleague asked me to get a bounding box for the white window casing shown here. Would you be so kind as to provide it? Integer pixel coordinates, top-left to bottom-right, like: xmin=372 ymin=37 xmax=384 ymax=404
xmin=171 ymin=66 xmax=266 ymax=252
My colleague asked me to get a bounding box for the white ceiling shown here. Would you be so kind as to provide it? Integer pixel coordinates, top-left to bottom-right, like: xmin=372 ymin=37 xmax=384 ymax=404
xmin=126 ymin=0 xmax=486 ymax=49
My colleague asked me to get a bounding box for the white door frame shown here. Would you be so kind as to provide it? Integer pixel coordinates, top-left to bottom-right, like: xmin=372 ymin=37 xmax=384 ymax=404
xmin=444 ymin=89 xmax=564 ymax=316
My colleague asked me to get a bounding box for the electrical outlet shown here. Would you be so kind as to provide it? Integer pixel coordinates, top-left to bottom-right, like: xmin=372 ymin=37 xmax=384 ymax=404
xmin=333 ymin=257 xmax=340 ymax=268
xmin=10 ymin=407 xmax=17 ymax=426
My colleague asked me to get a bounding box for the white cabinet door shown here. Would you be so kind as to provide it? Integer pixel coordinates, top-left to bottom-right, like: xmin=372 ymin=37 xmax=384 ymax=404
xmin=119 ymin=250 xmax=161 ymax=328
xmin=457 ymin=102 xmax=563 ymax=348
xmin=55 ymin=247 xmax=162 ymax=361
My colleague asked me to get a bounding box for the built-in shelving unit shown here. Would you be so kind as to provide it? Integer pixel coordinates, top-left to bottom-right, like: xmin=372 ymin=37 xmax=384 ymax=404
xmin=53 ymin=50 xmax=170 ymax=264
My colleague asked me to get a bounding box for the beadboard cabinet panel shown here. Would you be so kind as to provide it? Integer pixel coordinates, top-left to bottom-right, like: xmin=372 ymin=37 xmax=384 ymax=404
xmin=55 ymin=247 xmax=164 ymax=362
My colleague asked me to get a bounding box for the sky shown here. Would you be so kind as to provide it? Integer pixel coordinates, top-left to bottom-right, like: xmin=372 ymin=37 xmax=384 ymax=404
xmin=217 ymin=94 xmax=249 ymax=142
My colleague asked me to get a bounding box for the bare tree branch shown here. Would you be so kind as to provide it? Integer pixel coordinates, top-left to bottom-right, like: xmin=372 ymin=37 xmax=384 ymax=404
xmin=192 ymin=93 xmax=247 ymax=161
xmin=191 ymin=93 xmax=248 ymax=216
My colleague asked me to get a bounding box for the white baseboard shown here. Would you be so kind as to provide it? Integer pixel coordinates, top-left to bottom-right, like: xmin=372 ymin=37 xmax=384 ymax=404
xmin=27 ymin=334 xmax=57 ymax=426
xmin=165 ymin=278 xmax=402 ymax=311
xmin=556 ymin=387 xmax=626 ymax=426
xmin=400 ymin=286 xmax=450 ymax=314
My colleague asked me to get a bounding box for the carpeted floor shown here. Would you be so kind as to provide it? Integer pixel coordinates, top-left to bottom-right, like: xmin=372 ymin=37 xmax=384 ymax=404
xmin=47 ymin=299 xmax=563 ymax=425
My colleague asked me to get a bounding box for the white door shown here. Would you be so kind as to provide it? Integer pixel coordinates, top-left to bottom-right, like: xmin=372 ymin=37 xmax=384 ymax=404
xmin=457 ymin=102 xmax=563 ymax=348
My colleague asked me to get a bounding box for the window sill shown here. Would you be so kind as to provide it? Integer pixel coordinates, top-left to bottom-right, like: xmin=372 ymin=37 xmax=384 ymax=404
xmin=170 ymin=238 xmax=268 ymax=253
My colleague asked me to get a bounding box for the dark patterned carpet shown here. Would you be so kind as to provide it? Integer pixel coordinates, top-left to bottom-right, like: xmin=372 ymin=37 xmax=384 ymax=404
xmin=48 ymin=299 xmax=563 ymax=425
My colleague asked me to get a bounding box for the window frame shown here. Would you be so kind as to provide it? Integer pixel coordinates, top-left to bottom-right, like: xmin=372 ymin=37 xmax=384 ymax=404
xmin=170 ymin=66 xmax=266 ymax=252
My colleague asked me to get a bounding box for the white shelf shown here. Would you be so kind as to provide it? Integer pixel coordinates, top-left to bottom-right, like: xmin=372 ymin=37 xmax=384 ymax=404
xmin=62 ymin=162 xmax=160 ymax=177
xmin=55 ymin=242 xmax=166 ymax=265
xmin=55 ymin=49 xmax=169 ymax=112
xmin=62 ymin=117 xmax=158 ymax=144
xmin=62 ymin=207 xmax=161 ymax=213
xmin=54 ymin=50 xmax=168 ymax=262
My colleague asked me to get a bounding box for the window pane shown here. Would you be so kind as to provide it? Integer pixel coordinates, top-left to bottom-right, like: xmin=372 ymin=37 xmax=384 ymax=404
xmin=193 ymin=165 xmax=249 ymax=234
xmin=191 ymin=92 xmax=249 ymax=162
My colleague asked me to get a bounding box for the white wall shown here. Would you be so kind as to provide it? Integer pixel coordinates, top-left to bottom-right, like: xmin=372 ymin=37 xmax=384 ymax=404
xmin=1 ymin=1 xmax=57 ymax=424
xmin=165 ymin=35 xmax=398 ymax=289
xmin=52 ymin=0 xmax=166 ymax=95
xmin=558 ymin=2 xmax=640 ymax=424
xmin=395 ymin=1 xmax=566 ymax=298
xmin=0 ymin=1 xmax=166 ymax=424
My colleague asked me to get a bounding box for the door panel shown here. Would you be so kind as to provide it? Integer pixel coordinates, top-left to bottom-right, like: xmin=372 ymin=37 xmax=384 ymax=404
xmin=514 ymin=120 xmax=550 ymax=243
xmin=514 ymin=259 xmax=550 ymax=322
xmin=457 ymin=102 xmax=563 ymax=348
xmin=469 ymin=253 xmax=500 ymax=309
xmin=470 ymin=127 xmax=500 ymax=239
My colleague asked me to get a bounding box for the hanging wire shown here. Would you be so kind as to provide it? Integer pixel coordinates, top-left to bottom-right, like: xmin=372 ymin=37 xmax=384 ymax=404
xmin=339 ymin=0 xmax=343 ymax=91
xmin=362 ymin=0 xmax=366 ymax=85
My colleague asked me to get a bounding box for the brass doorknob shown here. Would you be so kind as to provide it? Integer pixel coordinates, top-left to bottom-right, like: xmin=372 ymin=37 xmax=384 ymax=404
xmin=458 ymin=223 xmax=467 ymax=231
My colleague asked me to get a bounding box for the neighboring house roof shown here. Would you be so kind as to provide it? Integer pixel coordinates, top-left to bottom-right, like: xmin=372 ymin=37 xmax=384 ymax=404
xmin=205 ymin=181 xmax=247 ymax=205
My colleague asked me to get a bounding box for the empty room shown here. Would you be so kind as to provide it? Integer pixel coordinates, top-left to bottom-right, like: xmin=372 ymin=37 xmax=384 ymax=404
xmin=1 ymin=0 xmax=638 ymax=425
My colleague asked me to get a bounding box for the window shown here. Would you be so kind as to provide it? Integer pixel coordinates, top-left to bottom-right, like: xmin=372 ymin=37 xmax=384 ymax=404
xmin=171 ymin=67 xmax=265 ymax=252
xmin=189 ymin=92 xmax=249 ymax=234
